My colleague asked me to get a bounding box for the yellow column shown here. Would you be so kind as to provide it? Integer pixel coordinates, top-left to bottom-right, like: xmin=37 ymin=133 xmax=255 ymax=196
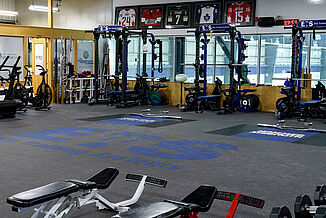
xmin=48 ymin=0 xmax=54 ymax=101
xmin=48 ymin=0 xmax=53 ymax=28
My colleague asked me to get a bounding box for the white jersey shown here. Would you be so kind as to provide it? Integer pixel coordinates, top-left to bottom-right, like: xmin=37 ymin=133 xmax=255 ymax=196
xmin=198 ymin=6 xmax=216 ymax=24
xmin=118 ymin=9 xmax=136 ymax=27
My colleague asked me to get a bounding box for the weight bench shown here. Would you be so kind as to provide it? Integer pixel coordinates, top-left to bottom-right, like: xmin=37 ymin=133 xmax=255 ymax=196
xmin=7 ymin=168 xmax=167 ymax=217
xmin=113 ymin=185 xmax=217 ymax=218
xmin=108 ymin=90 xmax=136 ymax=95
xmin=299 ymin=100 xmax=325 ymax=121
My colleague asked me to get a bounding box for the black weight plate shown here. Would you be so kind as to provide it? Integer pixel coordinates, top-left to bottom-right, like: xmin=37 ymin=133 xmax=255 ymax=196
xmin=315 ymin=185 xmax=326 ymax=206
xmin=294 ymin=194 xmax=313 ymax=218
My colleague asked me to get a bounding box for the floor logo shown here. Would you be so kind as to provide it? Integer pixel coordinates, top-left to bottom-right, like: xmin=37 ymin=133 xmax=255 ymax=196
xmin=98 ymin=116 xmax=167 ymax=126
xmin=233 ymin=127 xmax=318 ymax=142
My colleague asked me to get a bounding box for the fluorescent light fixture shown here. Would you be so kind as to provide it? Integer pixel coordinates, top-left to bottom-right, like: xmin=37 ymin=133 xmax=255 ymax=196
xmin=0 ymin=10 xmax=18 ymax=17
xmin=29 ymin=5 xmax=59 ymax=12
xmin=306 ymin=0 xmax=326 ymax=4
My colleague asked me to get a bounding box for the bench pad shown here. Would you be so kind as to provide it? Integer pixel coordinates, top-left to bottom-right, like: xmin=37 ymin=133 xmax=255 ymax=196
xmin=300 ymin=100 xmax=323 ymax=106
xmin=197 ymin=95 xmax=221 ymax=100
xmin=114 ymin=202 xmax=184 ymax=218
xmin=109 ymin=90 xmax=136 ymax=95
xmin=7 ymin=181 xmax=79 ymax=208
xmin=182 ymin=185 xmax=217 ymax=212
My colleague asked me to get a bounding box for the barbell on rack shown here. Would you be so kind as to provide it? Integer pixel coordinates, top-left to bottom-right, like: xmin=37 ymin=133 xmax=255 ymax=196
xmin=181 ymin=63 xmax=248 ymax=66
xmin=273 ymin=77 xmax=326 ymax=81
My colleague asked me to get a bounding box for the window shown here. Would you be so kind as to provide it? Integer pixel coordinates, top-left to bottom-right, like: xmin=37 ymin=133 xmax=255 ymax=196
xmin=77 ymin=40 xmax=93 ymax=73
xmin=260 ymin=34 xmax=309 ymax=86
xmin=140 ymin=37 xmax=174 ymax=80
xmin=310 ymin=34 xmax=326 ymax=87
xmin=243 ymin=35 xmax=259 ymax=84
xmin=184 ymin=35 xmax=215 ymax=83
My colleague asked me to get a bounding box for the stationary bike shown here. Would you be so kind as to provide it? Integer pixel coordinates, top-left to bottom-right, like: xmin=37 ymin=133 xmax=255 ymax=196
xmin=32 ymin=65 xmax=52 ymax=110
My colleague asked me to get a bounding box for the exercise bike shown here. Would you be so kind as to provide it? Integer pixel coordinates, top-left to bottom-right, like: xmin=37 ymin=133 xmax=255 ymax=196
xmin=13 ymin=65 xmax=34 ymax=107
xmin=32 ymin=65 xmax=52 ymax=110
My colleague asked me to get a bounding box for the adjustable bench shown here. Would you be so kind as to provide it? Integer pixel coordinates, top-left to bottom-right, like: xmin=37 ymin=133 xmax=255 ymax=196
xmin=299 ymin=100 xmax=325 ymax=121
xmin=113 ymin=185 xmax=217 ymax=218
xmin=7 ymin=168 xmax=167 ymax=217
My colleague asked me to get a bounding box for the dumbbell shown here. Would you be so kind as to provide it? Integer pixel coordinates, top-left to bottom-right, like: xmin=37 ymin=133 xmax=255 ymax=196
xmin=270 ymin=205 xmax=292 ymax=218
xmin=142 ymin=109 xmax=151 ymax=112
xmin=315 ymin=185 xmax=326 ymax=206
xmin=159 ymin=110 xmax=168 ymax=115
xmin=294 ymin=193 xmax=326 ymax=218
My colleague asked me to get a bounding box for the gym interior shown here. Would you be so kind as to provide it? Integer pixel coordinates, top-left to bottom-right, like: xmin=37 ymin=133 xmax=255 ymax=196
xmin=1 ymin=0 xmax=326 ymax=217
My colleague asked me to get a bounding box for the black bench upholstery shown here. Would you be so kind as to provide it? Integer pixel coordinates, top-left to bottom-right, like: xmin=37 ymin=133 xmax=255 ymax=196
xmin=87 ymin=167 xmax=119 ymax=189
xmin=7 ymin=167 xmax=119 ymax=208
xmin=7 ymin=181 xmax=79 ymax=208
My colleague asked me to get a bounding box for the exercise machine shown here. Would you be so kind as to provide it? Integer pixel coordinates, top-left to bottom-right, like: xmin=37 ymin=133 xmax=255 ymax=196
xmin=274 ymin=19 xmax=326 ymax=120
xmin=7 ymin=167 xmax=167 ymax=217
xmin=0 ymin=56 xmax=19 ymax=117
xmin=113 ymin=186 xmax=265 ymax=218
xmin=32 ymin=65 xmax=52 ymax=110
xmin=180 ymin=27 xmax=222 ymax=113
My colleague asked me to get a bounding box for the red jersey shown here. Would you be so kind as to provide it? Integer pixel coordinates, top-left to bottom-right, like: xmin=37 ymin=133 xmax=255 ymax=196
xmin=141 ymin=9 xmax=162 ymax=26
xmin=227 ymin=2 xmax=252 ymax=23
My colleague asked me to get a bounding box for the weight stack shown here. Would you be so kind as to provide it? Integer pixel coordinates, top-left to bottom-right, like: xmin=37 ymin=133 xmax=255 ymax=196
xmin=239 ymin=94 xmax=260 ymax=112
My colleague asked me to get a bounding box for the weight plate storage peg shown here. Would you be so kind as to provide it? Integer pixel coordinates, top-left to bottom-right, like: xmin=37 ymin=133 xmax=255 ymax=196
xmin=294 ymin=194 xmax=313 ymax=218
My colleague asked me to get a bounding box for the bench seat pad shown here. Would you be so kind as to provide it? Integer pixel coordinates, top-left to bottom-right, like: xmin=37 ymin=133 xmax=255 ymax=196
xmin=7 ymin=181 xmax=79 ymax=208
xmin=114 ymin=202 xmax=186 ymax=218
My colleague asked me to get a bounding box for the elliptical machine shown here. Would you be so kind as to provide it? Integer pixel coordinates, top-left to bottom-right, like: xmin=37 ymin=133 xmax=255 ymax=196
xmin=0 ymin=56 xmax=21 ymax=117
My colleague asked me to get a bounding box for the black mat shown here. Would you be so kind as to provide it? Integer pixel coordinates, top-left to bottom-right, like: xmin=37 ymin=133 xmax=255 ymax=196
xmin=295 ymin=134 xmax=326 ymax=146
xmin=207 ymin=124 xmax=258 ymax=136
xmin=79 ymin=114 xmax=195 ymax=128
xmin=207 ymin=124 xmax=326 ymax=146
xmin=140 ymin=118 xmax=195 ymax=128
xmin=79 ymin=114 xmax=126 ymax=121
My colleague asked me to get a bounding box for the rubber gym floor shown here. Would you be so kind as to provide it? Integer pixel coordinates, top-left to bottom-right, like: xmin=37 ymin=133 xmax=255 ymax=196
xmin=1 ymin=104 xmax=326 ymax=218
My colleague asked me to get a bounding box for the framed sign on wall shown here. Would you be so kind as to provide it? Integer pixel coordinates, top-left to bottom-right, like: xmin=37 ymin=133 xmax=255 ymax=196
xmin=223 ymin=0 xmax=256 ymax=26
xmin=193 ymin=1 xmax=222 ymax=26
xmin=115 ymin=6 xmax=139 ymax=29
xmin=140 ymin=5 xmax=164 ymax=29
xmin=165 ymin=3 xmax=192 ymax=28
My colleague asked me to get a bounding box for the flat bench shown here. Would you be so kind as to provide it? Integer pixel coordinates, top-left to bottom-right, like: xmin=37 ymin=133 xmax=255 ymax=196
xmin=300 ymin=100 xmax=323 ymax=106
xmin=197 ymin=95 xmax=221 ymax=100
xmin=113 ymin=185 xmax=217 ymax=218
xmin=108 ymin=90 xmax=136 ymax=95
xmin=7 ymin=168 xmax=167 ymax=217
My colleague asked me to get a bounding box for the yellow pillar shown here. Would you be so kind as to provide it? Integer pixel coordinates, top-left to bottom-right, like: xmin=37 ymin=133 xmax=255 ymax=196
xmin=48 ymin=0 xmax=53 ymax=28
xmin=48 ymin=0 xmax=54 ymax=101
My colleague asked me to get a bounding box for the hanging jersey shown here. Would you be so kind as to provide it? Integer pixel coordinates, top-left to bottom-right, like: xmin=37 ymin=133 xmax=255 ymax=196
xmin=226 ymin=2 xmax=252 ymax=23
xmin=167 ymin=5 xmax=190 ymax=26
xmin=195 ymin=4 xmax=219 ymax=25
xmin=118 ymin=9 xmax=136 ymax=27
xmin=141 ymin=9 xmax=162 ymax=26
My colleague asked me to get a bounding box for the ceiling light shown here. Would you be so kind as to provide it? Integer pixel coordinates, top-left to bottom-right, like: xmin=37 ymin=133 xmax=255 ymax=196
xmin=306 ymin=0 xmax=326 ymax=4
xmin=0 ymin=10 xmax=18 ymax=16
xmin=29 ymin=5 xmax=59 ymax=12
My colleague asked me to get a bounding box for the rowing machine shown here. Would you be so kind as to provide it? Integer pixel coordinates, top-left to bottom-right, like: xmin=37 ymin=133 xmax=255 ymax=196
xmin=258 ymin=120 xmax=326 ymax=133
xmin=7 ymin=168 xmax=167 ymax=217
